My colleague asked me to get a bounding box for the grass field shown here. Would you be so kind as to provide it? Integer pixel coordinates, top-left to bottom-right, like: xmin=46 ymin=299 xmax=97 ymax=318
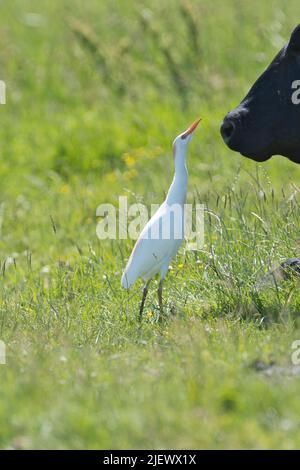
xmin=0 ymin=0 xmax=300 ymax=449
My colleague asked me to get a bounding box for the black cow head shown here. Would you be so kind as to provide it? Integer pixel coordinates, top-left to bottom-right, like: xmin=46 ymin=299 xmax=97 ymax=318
xmin=221 ymin=24 xmax=300 ymax=164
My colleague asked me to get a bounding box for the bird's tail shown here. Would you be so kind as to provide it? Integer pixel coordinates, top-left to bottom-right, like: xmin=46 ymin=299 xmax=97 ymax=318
xmin=121 ymin=270 xmax=135 ymax=289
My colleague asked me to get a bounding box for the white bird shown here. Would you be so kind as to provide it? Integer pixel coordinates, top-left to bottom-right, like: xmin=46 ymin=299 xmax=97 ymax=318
xmin=121 ymin=118 xmax=201 ymax=319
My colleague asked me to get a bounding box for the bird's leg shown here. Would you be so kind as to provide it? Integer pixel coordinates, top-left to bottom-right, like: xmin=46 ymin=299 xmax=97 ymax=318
xmin=157 ymin=280 xmax=164 ymax=318
xmin=139 ymin=280 xmax=151 ymax=321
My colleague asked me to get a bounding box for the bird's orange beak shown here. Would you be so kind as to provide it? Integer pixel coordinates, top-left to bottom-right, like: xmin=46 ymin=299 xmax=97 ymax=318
xmin=181 ymin=118 xmax=201 ymax=139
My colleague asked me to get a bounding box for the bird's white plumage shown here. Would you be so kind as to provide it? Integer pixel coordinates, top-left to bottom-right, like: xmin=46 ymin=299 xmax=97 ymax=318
xmin=121 ymin=118 xmax=201 ymax=294
xmin=121 ymin=200 xmax=184 ymax=288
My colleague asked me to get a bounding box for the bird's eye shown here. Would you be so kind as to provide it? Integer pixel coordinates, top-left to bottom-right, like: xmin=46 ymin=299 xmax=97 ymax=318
xmin=181 ymin=134 xmax=187 ymax=140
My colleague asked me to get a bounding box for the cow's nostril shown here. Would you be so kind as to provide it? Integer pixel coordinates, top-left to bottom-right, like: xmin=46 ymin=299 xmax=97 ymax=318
xmin=221 ymin=119 xmax=236 ymax=144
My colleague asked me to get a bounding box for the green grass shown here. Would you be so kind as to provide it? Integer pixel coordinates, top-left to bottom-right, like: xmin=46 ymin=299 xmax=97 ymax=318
xmin=0 ymin=0 xmax=300 ymax=449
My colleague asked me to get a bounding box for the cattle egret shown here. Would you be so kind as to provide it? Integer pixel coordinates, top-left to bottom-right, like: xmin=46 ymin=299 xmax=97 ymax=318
xmin=121 ymin=118 xmax=201 ymax=319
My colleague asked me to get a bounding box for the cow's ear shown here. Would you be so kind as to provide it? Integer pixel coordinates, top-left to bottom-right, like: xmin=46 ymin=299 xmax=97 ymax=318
xmin=287 ymin=24 xmax=300 ymax=55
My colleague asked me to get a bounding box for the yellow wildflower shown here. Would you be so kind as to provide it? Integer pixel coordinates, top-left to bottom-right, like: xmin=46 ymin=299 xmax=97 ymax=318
xmin=60 ymin=184 xmax=70 ymax=194
xmin=124 ymin=169 xmax=138 ymax=180
xmin=123 ymin=154 xmax=136 ymax=167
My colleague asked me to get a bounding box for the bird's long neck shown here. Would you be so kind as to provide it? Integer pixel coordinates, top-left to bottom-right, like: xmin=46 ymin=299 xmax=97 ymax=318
xmin=165 ymin=147 xmax=188 ymax=206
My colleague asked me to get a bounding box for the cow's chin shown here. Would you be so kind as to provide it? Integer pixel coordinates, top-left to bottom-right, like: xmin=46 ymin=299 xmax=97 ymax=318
xmin=241 ymin=145 xmax=300 ymax=164
xmin=240 ymin=149 xmax=272 ymax=162
xmin=224 ymin=137 xmax=274 ymax=162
